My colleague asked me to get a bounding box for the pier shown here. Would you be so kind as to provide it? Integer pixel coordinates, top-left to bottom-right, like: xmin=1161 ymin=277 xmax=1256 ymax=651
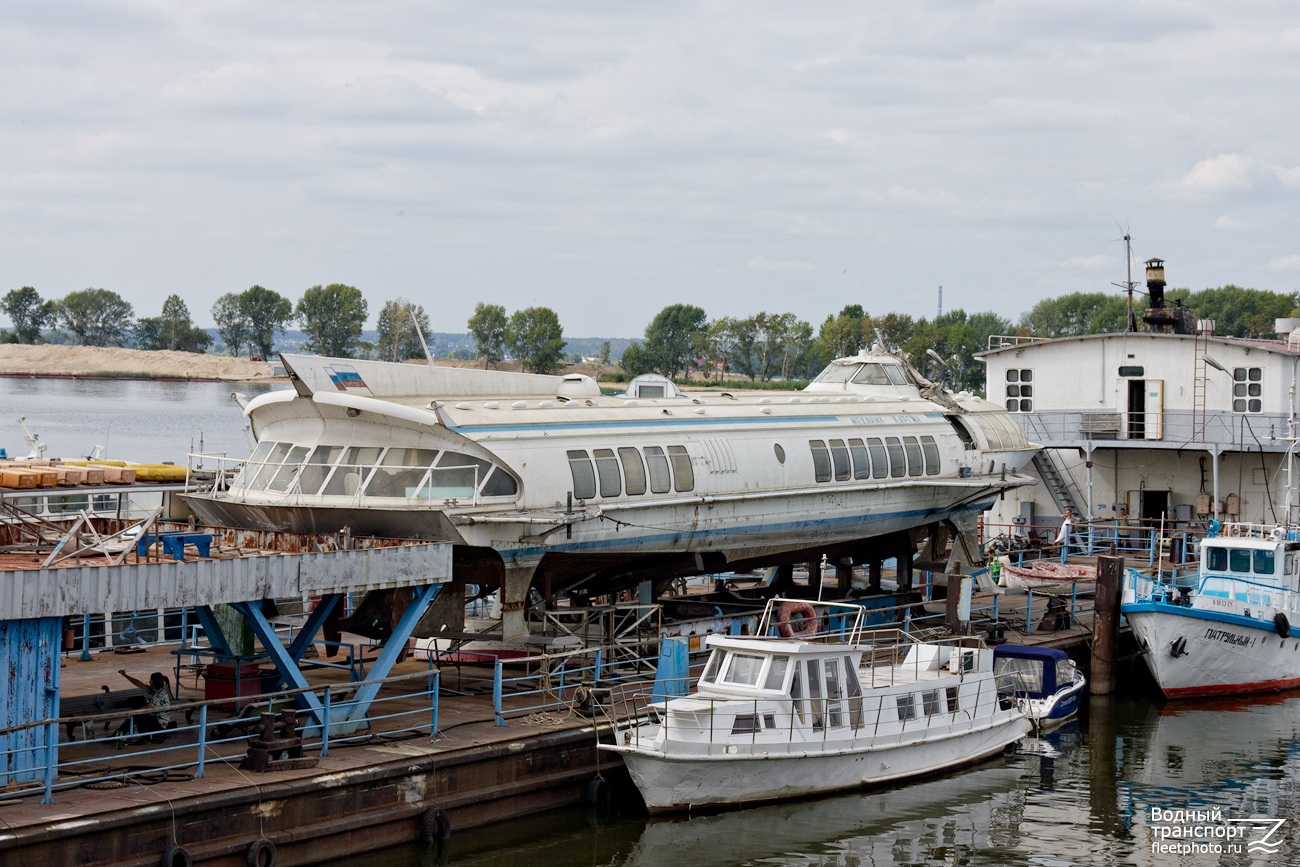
xmin=0 ymin=545 xmax=1125 ymax=866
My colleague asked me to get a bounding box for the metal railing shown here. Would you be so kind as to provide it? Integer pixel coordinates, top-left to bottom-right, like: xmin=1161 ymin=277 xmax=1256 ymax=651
xmin=615 ymin=669 xmax=1019 ymax=753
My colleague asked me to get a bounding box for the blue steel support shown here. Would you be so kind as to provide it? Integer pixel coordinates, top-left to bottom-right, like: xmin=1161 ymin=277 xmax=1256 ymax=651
xmin=339 ymin=584 xmax=443 ymax=726
xmin=228 ymin=601 xmax=328 ymax=731
xmin=287 ymin=594 xmax=342 ymax=662
xmin=193 ymin=606 xmax=236 ymax=659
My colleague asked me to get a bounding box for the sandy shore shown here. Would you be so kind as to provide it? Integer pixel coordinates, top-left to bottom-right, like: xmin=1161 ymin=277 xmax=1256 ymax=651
xmin=0 ymin=345 xmax=275 ymax=381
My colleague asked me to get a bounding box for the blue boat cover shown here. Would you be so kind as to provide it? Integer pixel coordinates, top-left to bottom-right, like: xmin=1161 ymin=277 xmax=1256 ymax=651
xmin=993 ymin=644 xmax=1068 ymax=662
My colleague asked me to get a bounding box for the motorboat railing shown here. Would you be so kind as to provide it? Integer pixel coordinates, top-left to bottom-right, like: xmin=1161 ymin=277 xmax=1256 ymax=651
xmin=614 ymin=671 xmax=1019 ymax=754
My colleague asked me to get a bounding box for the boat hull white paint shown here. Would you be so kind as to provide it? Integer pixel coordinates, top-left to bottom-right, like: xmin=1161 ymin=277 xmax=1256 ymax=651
xmin=611 ymin=714 xmax=1030 ymax=812
xmin=1125 ymin=606 xmax=1300 ymax=698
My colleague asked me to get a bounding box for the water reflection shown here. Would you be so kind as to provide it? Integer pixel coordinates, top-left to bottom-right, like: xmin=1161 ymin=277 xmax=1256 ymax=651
xmin=327 ymin=694 xmax=1300 ymax=867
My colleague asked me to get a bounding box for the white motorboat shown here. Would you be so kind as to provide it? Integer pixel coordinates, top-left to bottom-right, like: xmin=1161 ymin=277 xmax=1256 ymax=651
xmin=1123 ymin=522 xmax=1300 ymax=698
xmin=601 ymin=599 xmax=1031 ymax=813
xmin=991 ymin=644 xmax=1086 ymax=729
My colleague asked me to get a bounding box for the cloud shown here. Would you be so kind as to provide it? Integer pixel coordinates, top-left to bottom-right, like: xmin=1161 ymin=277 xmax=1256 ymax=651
xmin=747 ymin=257 xmax=814 ymax=272
xmin=1215 ymin=215 xmax=1247 ymax=230
xmin=1172 ymin=154 xmax=1300 ymax=199
xmin=1060 ymin=255 xmax=1114 ymax=271
xmin=1267 ymin=256 xmax=1300 ymax=272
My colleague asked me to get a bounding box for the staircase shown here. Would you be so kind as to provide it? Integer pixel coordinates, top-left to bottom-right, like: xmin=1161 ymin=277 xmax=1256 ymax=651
xmin=1032 ymin=451 xmax=1079 ymax=515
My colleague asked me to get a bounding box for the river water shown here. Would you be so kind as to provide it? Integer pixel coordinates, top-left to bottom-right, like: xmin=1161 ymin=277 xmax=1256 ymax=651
xmin=319 ymin=693 xmax=1300 ymax=867
xmin=0 ymin=376 xmax=284 ymax=465
xmin=5 ymin=378 xmax=1298 ymax=865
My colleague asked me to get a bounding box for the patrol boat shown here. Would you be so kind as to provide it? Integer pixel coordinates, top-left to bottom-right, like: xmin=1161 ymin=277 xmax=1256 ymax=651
xmin=1123 ymin=521 xmax=1300 ymax=698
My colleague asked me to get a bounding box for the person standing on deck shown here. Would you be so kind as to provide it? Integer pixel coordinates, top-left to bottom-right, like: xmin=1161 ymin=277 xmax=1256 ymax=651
xmin=1054 ymin=508 xmax=1074 ymax=552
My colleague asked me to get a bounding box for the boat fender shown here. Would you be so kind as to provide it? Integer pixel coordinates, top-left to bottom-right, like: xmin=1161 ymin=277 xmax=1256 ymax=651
xmin=246 ymin=838 xmax=277 ymax=867
xmin=1275 ymin=613 xmax=1291 ymax=639
xmin=584 ymin=776 xmax=611 ymax=807
xmin=160 ymin=845 xmax=193 ymax=867
xmin=418 ymin=806 xmax=452 ymax=843
xmin=776 ymin=600 xmax=819 ymax=638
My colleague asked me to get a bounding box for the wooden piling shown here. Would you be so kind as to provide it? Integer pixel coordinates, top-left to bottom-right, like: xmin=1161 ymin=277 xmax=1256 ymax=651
xmin=1091 ymin=553 xmax=1124 ymax=694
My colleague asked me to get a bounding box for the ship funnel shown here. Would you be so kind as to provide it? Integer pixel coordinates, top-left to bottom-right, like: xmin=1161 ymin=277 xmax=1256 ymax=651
xmin=1145 ymin=258 xmax=1166 ymax=309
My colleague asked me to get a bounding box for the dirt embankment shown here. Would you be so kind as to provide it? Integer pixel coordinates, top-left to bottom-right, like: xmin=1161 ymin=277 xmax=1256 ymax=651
xmin=0 ymin=345 xmax=275 ymax=381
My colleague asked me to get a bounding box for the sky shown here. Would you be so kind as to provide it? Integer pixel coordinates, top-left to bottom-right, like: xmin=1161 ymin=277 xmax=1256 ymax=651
xmin=4 ymin=1 xmax=1300 ymax=339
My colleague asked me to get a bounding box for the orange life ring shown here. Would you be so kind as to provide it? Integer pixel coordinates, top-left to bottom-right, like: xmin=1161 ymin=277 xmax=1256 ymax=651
xmin=776 ymin=600 xmax=819 ymax=638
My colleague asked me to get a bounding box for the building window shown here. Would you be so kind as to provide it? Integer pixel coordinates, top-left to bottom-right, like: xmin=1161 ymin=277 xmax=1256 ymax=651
xmin=1233 ymin=367 xmax=1262 ymax=413
xmin=1006 ymin=368 xmax=1033 ymax=412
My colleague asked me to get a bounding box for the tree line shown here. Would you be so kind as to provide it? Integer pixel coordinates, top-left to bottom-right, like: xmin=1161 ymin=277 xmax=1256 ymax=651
xmin=4 ymin=282 xmax=1295 ymax=390
xmin=0 ymin=284 xmax=405 ymax=360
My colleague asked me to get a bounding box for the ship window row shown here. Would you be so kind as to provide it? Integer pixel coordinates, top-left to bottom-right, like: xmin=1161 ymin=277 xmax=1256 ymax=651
xmin=232 ymin=442 xmax=519 ymax=499
xmin=808 ymin=436 xmax=941 ymax=482
xmin=1203 ymin=545 xmax=1275 ymax=575
xmin=566 ymin=444 xmax=694 ymax=500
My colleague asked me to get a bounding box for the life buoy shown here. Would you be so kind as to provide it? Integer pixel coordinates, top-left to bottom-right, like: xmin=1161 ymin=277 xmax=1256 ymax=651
xmin=776 ymin=600 xmax=819 ymax=638
xmin=160 ymin=846 xmax=192 ymax=867
xmin=419 ymin=806 xmax=452 ymax=843
xmin=247 ymin=838 xmax=277 ymax=867
xmin=1275 ymin=613 xmax=1291 ymax=639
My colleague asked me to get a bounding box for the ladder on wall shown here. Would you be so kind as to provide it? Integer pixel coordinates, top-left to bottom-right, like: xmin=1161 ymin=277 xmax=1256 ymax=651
xmin=1031 ymin=451 xmax=1079 ymax=516
xmin=1192 ymin=323 xmax=1212 ymax=441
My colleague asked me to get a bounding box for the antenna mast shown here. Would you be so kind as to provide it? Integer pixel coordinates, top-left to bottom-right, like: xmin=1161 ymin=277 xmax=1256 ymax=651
xmin=937 ymin=286 xmax=943 ymax=318
xmin=1125 ymin=234 xmax=1134 ymax=332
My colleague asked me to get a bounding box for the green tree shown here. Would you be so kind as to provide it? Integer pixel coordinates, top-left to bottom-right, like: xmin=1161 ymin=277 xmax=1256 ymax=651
xmin=641 ymin=303 xmax=708 ymax=378
xmin=135 ymin=315 xmax=212 ymax=353
xmin=467 ymin=302 xmax=509 ymax=369
xmin=1 ymin=287 xmax=55 ymax=344
xmin=814 ymin=305 xmax=868 ymax=365
xmin=55 ymin=288 xmax=134 ymax=346
xmin=159 ymin=295 xmax=191 ymax=350
xmin=212 ymin=292 xmax=250 ymax=357
xmin=707 ymin=316 xmax=759 ymax=380
xmin=504 ymin=306 xmax=565 ymax=374
xmin=619 ymin=341 xmax=654 ymax=377
xmin=241 ymin=285 xmax=294 ymax=360
xmin=296 ymin=284 xmax=369 ymax=358
xmin=1019 ymin=292 xmax=1133 ymax=337
xmin=1175 ymin=285 xmax=1300 ymax=338
xmin=598 ymin=341 xmax=611 ymax=366
xmin=376 ymin=298 xmax=432 ymax=362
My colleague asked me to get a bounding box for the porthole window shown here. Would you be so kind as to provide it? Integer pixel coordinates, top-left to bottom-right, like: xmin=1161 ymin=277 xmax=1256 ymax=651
xmin=774 ymin=443 xmax=786 ymax=464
